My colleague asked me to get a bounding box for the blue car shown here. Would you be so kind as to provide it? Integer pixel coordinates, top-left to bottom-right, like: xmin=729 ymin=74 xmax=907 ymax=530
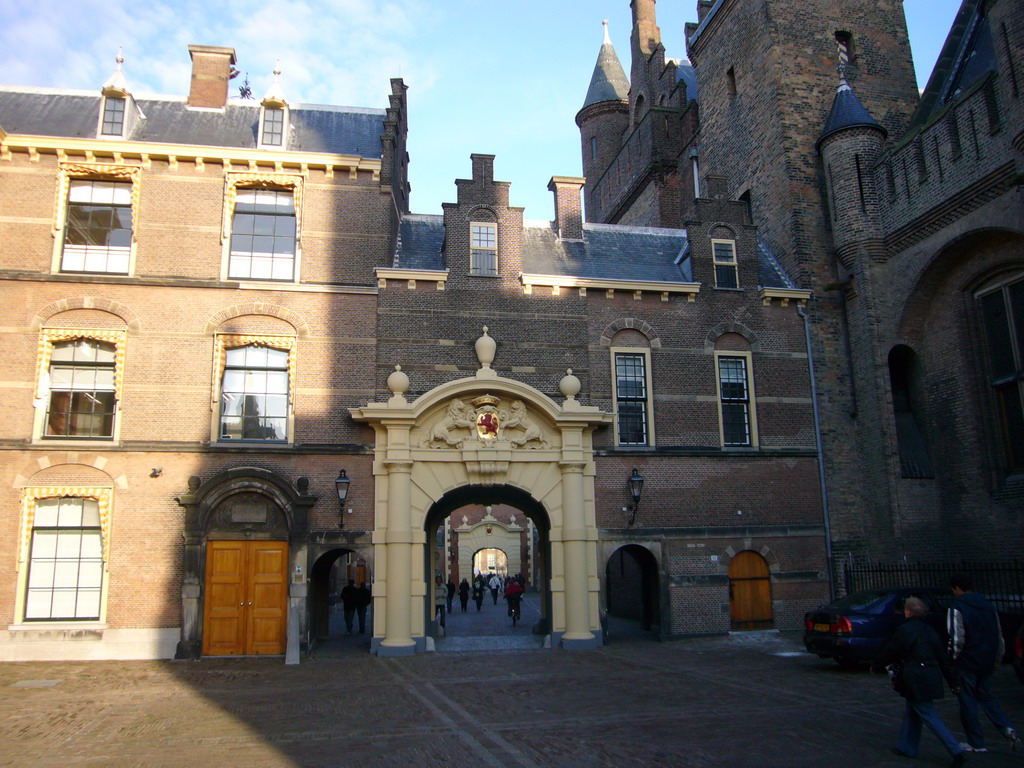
xmin=803 ymin=587 xmax=953 ymax=667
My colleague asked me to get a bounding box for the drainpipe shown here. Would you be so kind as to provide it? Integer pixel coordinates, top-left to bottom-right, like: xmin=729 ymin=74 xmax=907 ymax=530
xmin=798 ymin=305 xmax=835 ymax=601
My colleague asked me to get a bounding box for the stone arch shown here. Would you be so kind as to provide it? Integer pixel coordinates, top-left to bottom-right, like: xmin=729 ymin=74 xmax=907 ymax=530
xmin=204 ymin=303 xmax=311 ymax=337
xmin=599 ymin=318 xmax=662 ymax=348
xmin=12 ymin=452 xmax=128 ymax=489
xmin=351 ymin=363 xmax=612 ymax=656
xmin=33 ymin=297 xmax=140 ymax=332
xmin=604 ymin=542 xmax=661 ymax=633
xmin=710 ymin=224 xmax=737 ymax=240
xmin=705 ymin=322 xmax=761 ymax=352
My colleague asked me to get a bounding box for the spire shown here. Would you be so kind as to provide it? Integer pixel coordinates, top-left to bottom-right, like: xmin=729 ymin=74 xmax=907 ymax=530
xmin=101 ymin=46 xmax=130 ymax=97
xmin=582 ymin=20 xmax=630 ymax=109
xmin=261 ymin=59 xmax=287 ymax=108
xmin=816 ymin=77 xmax=887 ymax=151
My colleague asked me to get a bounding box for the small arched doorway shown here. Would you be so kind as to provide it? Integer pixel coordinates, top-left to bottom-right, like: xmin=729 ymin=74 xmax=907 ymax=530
xmin=728 ymin=551 xmax=773 ymax=631
xmin=606 ymin=545 xmax=660 ymax=633
xmin=310 ymin=548 xmax=369 ymax=639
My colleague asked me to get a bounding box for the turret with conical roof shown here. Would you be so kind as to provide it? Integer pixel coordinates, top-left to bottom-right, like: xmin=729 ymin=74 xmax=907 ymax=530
xmin=817 ymin=78 xmax=888 ymax=268
xmin=576 ymin=21 xmax=630 ymax=223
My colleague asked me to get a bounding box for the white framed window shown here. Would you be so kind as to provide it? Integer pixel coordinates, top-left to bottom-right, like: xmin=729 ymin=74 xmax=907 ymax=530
xmin=33 ymin=329 xmax=126 ymax=444
xmin=100 ymin=97 xmax=126 ymax=137
xmin=470 ymin=222 xmax=498 ymax=276
xmin=259 ymin=107 xmax=286 ymax=148
xmin=712 ymin=239 xmax=739 ymax=289
xmin=16 ymin=488 xmax=113 ymax=626
xmin=716 ymin=351 xmax=758 ymax=447
xmin=229 ymin=189 xmax=297 ymax=281
xmin=213 ymin=335 xmax=295 ymax=443
xmin=61 ymin=180 xmax=133 ymax=274
xmin=612 ymin=348 xmax=655 ymax=446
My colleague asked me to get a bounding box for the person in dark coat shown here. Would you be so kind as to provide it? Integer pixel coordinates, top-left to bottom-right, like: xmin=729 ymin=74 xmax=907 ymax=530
xmin=339 ymin=579 xmax=360 ymax=635
xmin=947 ymin=572 xmax=1019 ymax=753
xmin=458 ymin=578 xmax=470 ymax=612
xmin=472 ymin=577 xmax=485 ymax=611
xmin=446 ymin=578 xmax=456 ymax=613
xmin=872 ymin=596 xmax=965 ymax=766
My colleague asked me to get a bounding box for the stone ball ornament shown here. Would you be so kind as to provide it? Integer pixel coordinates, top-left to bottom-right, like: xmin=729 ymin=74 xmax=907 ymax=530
xmin=560 ymin=368 xmax=581 ymax=400
xmin=387 ymin=364 xmax=409 ymax=396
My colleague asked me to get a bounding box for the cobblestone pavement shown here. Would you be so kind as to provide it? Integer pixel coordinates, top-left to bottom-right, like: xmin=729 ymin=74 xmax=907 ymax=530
xmin=2 ymin=629 xmax=1022 ymax=768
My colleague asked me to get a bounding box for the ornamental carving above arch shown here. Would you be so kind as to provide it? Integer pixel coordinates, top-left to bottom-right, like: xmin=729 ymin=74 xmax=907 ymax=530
xmin=419 ymin=395 xmax=550 ymax=450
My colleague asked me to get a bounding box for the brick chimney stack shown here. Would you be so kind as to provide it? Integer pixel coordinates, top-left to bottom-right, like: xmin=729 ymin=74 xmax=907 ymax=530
xmin=548 ymin=176 xmax=585 ymax=241
xmin=187 ymin=45 xmax=237 ymax=109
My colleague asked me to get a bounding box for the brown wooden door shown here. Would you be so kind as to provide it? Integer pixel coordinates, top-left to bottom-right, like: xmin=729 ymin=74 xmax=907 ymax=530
xmin=203 ymin=540 xmax=288 ymax=656
xmin=728 ymin=550 xmax=773 ymax=631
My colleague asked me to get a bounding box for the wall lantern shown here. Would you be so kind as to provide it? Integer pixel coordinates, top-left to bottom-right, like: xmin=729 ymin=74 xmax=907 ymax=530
xmin=335 ymin=469 xmax=351 ymax=528
xmin=625 ymin=467 xmax=644 ymax=526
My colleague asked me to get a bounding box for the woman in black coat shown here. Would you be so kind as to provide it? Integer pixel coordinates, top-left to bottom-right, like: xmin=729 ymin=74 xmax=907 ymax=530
xmin=871 ymin=596 xmax=965 ymax=766
xmin=458 ymin=578 xmax=470 ymax=612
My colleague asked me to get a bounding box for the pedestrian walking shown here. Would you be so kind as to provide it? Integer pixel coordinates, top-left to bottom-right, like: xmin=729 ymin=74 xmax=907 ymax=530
xmin=459 ymin=578 xmax=470 ymax=612
xmin=339 ymin=579 xmax=360 ymax=635
xmin=948 ymin=572 xmax=1020 ymax=753
xmin=488 ymin=574 xmax=500 ymax=605
xmin=871 ymin=596 xmax=965 ymax=767
xmin=472 ymin=577 xmax=485 ymax=611
xmin=356 ymin=581 xmax=371 ymax=634
xmin=434 ymin=575 xmax=447 ymax=632
xmin=446 ymin=578 xmax=456 ymax=613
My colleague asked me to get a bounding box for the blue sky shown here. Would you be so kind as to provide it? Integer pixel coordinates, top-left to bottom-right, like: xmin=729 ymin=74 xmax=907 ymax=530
xmin=0 ymin=0 xmax=961 ymax=220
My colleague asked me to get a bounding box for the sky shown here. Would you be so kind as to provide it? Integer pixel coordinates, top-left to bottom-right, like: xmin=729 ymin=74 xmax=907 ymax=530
xmin=0 ymin=0 xmax=962 ymax=221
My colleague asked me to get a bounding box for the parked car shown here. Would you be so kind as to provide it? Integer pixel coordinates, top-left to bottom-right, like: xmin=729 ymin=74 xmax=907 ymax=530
xmin=804 ymin=587 xmax=953 ymax=667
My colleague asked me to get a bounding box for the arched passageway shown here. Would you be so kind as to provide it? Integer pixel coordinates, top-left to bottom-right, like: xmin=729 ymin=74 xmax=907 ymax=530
xmin=310 ymin=548 xmax=369 ymax=639
xmin=606 ymin=544 xmax=660 ymax=633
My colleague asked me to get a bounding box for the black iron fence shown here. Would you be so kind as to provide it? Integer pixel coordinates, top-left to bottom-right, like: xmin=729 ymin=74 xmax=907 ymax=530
xmin=837 ymin=559 xmax=1024 ymax=618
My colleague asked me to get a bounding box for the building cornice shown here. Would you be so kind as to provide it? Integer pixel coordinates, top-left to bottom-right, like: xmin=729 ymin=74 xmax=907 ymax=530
xmin=0 ymin=133 xmax=381 ymax=177
xmin=520 ymin=272 xmax=700 ymax=301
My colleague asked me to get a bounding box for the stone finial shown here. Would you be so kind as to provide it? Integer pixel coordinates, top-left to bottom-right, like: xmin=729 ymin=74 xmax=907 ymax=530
xmin=475 ymin=326 xmax=496 ymax=369
xmin=262 ymin=58 xmax=287 ymax=107
xmin=387 ymin=364 xmax=409 ymax=402
xmin=602 ymin=20 xmax=611 ymax=45
xmin=560 ymin=368 xmax=581 ymax=401
xmin=102 ymin=45 xmax=130 ymax=97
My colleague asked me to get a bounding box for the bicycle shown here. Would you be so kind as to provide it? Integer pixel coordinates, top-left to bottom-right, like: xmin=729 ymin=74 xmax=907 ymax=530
xmin=508 ymin=596 xmax=521 ymax=626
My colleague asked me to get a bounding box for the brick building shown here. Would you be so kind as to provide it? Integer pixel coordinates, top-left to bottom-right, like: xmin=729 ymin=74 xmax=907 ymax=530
xmin=0 ymin=0 xmax=1017 ymax=662
xmin=583 ymin=0 xmax=1023 ymax=564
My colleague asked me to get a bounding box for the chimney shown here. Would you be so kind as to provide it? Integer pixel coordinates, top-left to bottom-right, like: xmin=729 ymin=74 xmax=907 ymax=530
xmin=548 ymin=176 xmax=585 ymax=240
xmin=696 ymin=0 xmax=715 ymax=23
xmin=470 ymin=153 xmax=495 ymax=185
xmin=187 ymin=45 xmax=237 ymax=109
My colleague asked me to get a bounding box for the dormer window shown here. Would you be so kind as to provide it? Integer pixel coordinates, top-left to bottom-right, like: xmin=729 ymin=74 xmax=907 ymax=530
xmin=470 ymin=222 xmax=498 ymax=276
xmin=101 ymin=97 xmax=126 ymax=136
xmin=712 ymin=239 xmax=739 ymax=289
xmin=261 ymin=107 xmax=285 ymax=147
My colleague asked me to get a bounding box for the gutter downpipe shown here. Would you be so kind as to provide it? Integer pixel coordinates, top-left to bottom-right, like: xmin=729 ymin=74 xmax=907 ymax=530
xmin=798 ymin=304 xmax=835 ymax=601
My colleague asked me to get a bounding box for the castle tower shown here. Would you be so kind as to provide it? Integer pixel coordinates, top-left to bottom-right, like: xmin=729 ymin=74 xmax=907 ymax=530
xmin=629 ymin=0 xmax=662 ymax=126
xmin=686 ymin=0 xmax=920 ymax=560
xmin=576 ymin=21 xmax=630 ymax=223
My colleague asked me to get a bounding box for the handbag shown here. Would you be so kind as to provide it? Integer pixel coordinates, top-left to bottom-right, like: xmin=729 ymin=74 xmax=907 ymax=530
xmin=888 ymin=662 xmax=906 ymax=694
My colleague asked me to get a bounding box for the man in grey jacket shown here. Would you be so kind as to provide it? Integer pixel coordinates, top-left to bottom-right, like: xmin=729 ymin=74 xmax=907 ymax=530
xmin=948 ymin=573 xmax=1019 ymax=753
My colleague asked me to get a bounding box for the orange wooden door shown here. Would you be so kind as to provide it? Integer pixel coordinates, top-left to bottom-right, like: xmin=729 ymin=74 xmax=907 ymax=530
xmin=728 ymin=550 xmax=773 ymax=631
xmin=203 ymin=540 xmax=287 ymax=656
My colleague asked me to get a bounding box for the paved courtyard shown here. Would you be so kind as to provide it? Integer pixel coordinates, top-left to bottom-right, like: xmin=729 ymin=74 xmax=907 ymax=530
xmin=2 ymin=622 xmax=1022 ymax=768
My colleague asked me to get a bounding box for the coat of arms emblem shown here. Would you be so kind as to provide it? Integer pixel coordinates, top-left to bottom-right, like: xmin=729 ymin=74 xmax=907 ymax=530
xmin=473 ymin=395 xmax=500 ymax=440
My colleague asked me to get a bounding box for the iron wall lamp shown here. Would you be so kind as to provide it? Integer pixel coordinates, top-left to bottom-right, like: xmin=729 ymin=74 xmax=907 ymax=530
xmin=335 ymin=470 xmax=351 ymax=528
xmin=625 ymin=467 xmax=644 ymax=526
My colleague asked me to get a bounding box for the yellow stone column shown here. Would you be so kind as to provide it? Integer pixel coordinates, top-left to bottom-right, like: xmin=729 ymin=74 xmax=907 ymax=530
xmin=559 ymin=461 xmax=598 ymax=648
xmin=379 ymin=460 xmax=416 ymax=656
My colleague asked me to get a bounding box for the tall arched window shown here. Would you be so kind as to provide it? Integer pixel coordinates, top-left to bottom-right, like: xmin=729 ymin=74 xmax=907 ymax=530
xmin=888 ymin=345 xmax=933 ymax=478
xmin=977 ymin=276 xmax=1024 ymax=472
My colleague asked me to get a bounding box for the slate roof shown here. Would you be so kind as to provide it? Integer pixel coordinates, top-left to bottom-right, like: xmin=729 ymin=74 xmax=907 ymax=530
xmin=0 ymin=87 xmax=386 ymax=158
xmin=393 ymin=216 xmax=799 ymax=290
xmin=582 ymin=39 xmax=630 ymax=109
xmin=816 ymin=82 xmax=886 ymax=150
xmin=910 ymin=0 xmax=995 ymax=128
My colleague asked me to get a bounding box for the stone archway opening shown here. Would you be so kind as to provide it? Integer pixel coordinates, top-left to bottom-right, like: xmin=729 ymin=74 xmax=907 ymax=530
xmin=310 ymin=548 xmax=371 ymax=640
xmin=424 ymin=485 xmax=551 ymax=641
xmin=606 ymin=544 xmax=660 ymax=635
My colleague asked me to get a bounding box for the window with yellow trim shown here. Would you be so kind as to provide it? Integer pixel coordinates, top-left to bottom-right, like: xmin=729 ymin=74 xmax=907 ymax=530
xmin=229 ymin=189 xmax=297 ymax=281
xmin=470 ymin=222 xmax=498 ymax=276
xmin=213 ymin=335 xmax=296 ymax=444
xmin=25 ymin=496 xmax=104 ymax=621
xmin=712 ymin=239 xmax=739 ymax=289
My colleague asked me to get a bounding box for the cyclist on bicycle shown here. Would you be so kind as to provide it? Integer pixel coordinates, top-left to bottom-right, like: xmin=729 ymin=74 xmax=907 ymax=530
xmin=504 ymin=579 xmax=525 ymax=625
